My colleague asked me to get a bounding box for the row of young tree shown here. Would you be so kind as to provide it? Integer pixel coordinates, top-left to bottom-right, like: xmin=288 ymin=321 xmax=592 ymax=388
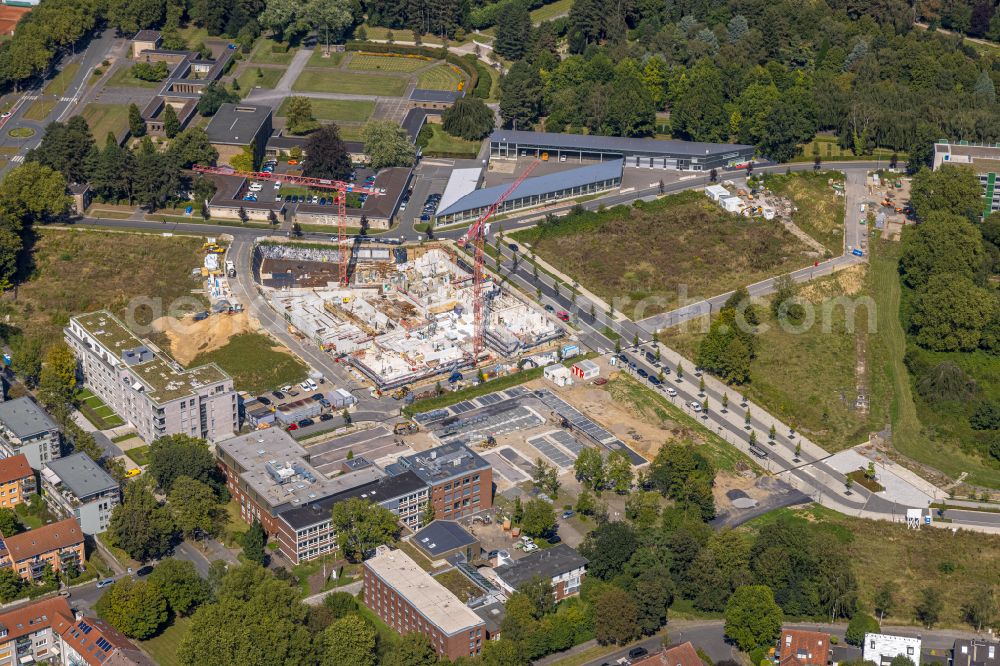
xmin=497 ymin=0 xmax=1000 ymax=166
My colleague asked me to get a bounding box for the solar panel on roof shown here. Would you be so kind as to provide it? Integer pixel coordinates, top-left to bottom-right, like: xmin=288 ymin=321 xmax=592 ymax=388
xmin=96 ymin=637 xmax=113 ymax=652
xmin=79 ymin=621 xmax=92 ymax=634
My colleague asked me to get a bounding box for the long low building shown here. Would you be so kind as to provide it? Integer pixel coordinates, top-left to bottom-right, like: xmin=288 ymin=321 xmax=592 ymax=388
xmin=435 ymin=159 xmax=623 ymax=224
xmin=489 ymin=129 xmax=754 ymax=171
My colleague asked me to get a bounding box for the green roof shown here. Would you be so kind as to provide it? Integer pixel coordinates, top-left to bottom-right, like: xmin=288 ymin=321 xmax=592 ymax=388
xmin=71 ymin=311 xmax=230 ymax=404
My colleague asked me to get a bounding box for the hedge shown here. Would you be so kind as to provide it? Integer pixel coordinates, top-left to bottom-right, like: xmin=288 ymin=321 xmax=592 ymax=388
xmin=344 ymin=40 xmax=478 ymax=94
xmin=464 ymin=55 xmax=493 ymax=98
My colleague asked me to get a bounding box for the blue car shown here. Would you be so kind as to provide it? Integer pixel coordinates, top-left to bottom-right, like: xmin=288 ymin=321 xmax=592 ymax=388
xmin=852 ymin=248 xmax=864 ymax=257
xmin=420 ymin=213 xmax=431 ymax=221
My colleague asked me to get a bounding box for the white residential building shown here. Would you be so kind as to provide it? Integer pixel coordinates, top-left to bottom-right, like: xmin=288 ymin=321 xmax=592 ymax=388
xmin=863 ymin=633 xmax=921 ymax=666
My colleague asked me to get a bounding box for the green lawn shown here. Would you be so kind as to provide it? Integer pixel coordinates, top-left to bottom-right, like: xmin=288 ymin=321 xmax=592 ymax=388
xmin=416 ymin=63 xmax=464 ymax=91
xmin=250 ymin=39 xmax=299 ymax=65
xmin=348 ymin=53 xmax=429 ymax=72
xmin=189 ymin=332 xmax=308 ymax=394
xmin=105 ymin=65 xmax=163 ymax=89
xmin=292 ymin=70 xmax=407 ymax=96
xmin=277 ymin=98 xmax=375 ymax=123
xmin=337 ymin=124 xmax=365 ymax=141
xmin=531 ymin=0 xmax=573 ymax=22
xmin=791 ymin=135 xmax=902 ymax=163
xmin=421 ymin=124 xmax=480 ymax=157
xmin=763 ymin=171 xmax=845 ymax=255
xmin=237 ymin=67 xmax=283 ymax=93
xmin=43 ymin=63 xmax=81 ymax=96
xmin=176 ymin=25 xmax=210 ymax=49
xmin=139 ymin=616 xmax=191 ymax=666
xmin=78 ymin=388 xmax=126 ymax=429
xmin=125 ymin=445 xmax=151 ymax=467
xmin=22 ymin=99 xmax=57 ymax=121
xmin=306 ymin=49 xmax=346 ymax=67
xmin=80 ymin=104 xmax=130 ymax=142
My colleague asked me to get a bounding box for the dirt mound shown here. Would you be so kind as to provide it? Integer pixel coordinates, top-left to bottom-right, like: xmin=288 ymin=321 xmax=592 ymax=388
xmin=153 ymin=311 xmax=259 ymax=365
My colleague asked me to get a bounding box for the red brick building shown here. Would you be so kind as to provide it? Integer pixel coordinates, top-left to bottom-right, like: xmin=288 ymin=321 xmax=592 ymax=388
xmin=364 ymin=548 xmax=485 ymax=660
xmin=386 ymin=442 xmax=492 ymax=520
xmin=775 ymin=629 xmax=832 ymax=666
xmin=634 ymin=642 xmax=706 ymax=666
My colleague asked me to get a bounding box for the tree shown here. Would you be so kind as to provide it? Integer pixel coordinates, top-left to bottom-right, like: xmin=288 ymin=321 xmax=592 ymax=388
xmin=442 ymin=97 xmax=495 ymax=141
xmin=532 ymin=458 xmax=560 ymax=497
xmin=911 ymin=274 xmax=996 ymax=352
xmin=107 ymin=480 xmax=176 ymax=561
xmin=28 ymin=116 xmax=96 ymax=185
xmin=148 ymin=559 xmax=211 ymax=616
xmin=624 ymin=491 xmax=661 ymax=529
xmin=362 ymin=120 xmax=416 ymax=169
xmin=305 ymin=0 xmax=355 ymax=55
xmin=962 ymin=586 xmax=996 ymax=631
xmin=95 ymin=578 xmax=168 ymax=640
xmin=132 ymin=140 xmax=182 ymax=211
xmin=321 ymin=614 xmax=376 ymax=666
xmin=521 ymin=498 xmax=556 ymax=537
xmin=915 ymin=587 xmax=942 ymax=627
xmin=494 ymin=1 xmax=532 ymax=60
xmin=573 ymin=447 xmax=605 ymax=490
xmin=633 ymin=569 xmax=673 ymax=634
xmin=285 ymin=97 xmax=319 ymax=135
xmin=330 ymin=497 xmax=400 ymax=561
xmin=128 ymin=103 xmax=146 ymax=138
xmin=381 ymin=632 xmax=439 ymax=666
xmin=11 ymin=336 xmax=42 ymax=387
xmin=148 ymin=435 xmax=216 ymax=492
xmin=168 ymin=128 xmax=218 ymax=168
xmin=163 ymin=104 xmax=180 ymax=139
xmin=575 ymin=488 xmax=597 ymax=515
xmin=0 ymin=508 xmax=22 ymax=537
xmin=169 ymin=476 xmax=226 ymax=539
xmin=724 ymin=585 xmax=783 ymax=652
xmin=92 ymin=132 xmax=135 ymax=202
xmin=974 ymin=70 xmax=997 ymax=104
xmin=0 ymin=162 xmax=70 ymax=224
xmin=605 ymin=449 xmax=633 ymax=493
xmin=242 ymin=518 xmax=267 ymax=565
xmin=196 ymin=83 xmax=240 ymax=117
xmin=845 ymin=612 xmax=879 ymax=646
xmin=696 ymin=309 xmax=753 ymax=384
xmin=303 ymin=124 xmax=352 ymax=180
xmin=37 ymin=343 xmax=77 ymax=407
xmin=899 ymin=212 xmax=984 ymax=289
xmin=0 ymin=568 xmax=22 ymax=602
xmin=579 ymin=521 xmax=638 ymax=580
xmin=499 ymin=62 xmax=543 ymax=129
xmin=910 ymin=165 xmax=983 ymax=223
xmin=593 ymin=587 xmax=640 ymax=645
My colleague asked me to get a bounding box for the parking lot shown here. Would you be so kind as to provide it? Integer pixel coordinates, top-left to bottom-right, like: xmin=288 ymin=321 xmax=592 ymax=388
xmin=234 ymin=159 xmax=385 ymax=210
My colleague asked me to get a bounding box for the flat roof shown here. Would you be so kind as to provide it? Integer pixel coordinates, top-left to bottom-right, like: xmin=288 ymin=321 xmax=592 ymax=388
xmin=401 ymin=108 xmax=433 ymax=140
xmin=217 ymin=428 xmax=385 ymax=511
xmin=437 ymin=159 xmax=622 ymax=217
xmin=489 ymin=129 xmax=753 ymax=158
xmin=206 ymin=103 xmax=272 ymax=145
xmin=365 ymin=548 xmax=484 ymax=636
xmin=387 ymin=441 xmax=490 ymax=485
xmin=437 ymin=168 xmax=482 ymax=215
xmin=493 ymin=543 xmax=588 ymax=590
xmin=410 ymin=89 xmax=463 ymax=103
xmin=70 ymin=311 xmax=230 ymax=404
xmin=412 ymin=520 xmax=477 ymax=558
xmin=43 ymin=452 xmax=119 ymax=499
xmin=279 ymin=470 xmax=427 ymax=530
xmin=0 ymin=397 xmax=57 ymax=438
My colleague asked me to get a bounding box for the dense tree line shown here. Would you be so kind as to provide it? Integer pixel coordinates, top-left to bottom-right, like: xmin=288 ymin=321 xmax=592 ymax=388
xmin=917 ymin=0 xmax=1000 ymax=40
xmin=898 ymin=165 xmax=1000 ymax=465
xmin=496 ymin=0 xmax=1000 ymax=165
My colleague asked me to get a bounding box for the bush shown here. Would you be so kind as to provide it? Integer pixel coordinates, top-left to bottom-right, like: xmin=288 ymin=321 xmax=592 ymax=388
xmin=131 ymin=61 xmax=169 ymax=82
xmin=845 ymin=613 xmax=879 ymax=646
xmin=970 ymin=401 xmax=1000 ymax=430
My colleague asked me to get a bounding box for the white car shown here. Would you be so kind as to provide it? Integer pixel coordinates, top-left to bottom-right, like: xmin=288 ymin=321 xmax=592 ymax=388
xmin=690 ymin=401 xmax=702 ymax=412
xmin=306 ymin=379 xmax=318 ymax=391
xmin=248 ymin=183 xmax=263 ymax=192
xmin=274 ymin=181 xmax=281 ymax=189
xmin=523 ymin=543 xmax=539 ymax=552
xmin=666 ymin=387 xmax=677 ymax=397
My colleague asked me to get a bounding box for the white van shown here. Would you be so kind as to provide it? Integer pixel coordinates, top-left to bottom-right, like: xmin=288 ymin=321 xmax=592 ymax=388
xmin=248 ymin=183 xmax=263 ymax=192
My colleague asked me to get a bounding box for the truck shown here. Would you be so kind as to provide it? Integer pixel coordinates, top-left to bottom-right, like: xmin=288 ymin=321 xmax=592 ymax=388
xmin=225 ymin=260 xmax=236 ymax=277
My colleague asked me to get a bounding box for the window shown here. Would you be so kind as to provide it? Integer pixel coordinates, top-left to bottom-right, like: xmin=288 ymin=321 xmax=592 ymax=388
xmin=907 ymin=648 xmax=914 ymax=656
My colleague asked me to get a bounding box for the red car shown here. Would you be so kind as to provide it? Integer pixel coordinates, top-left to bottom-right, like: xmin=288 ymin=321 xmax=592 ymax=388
xmin=287 ymin=423 xmax=298 ymax=431
xmin=556 ymin=311 xmax=569 ymax=322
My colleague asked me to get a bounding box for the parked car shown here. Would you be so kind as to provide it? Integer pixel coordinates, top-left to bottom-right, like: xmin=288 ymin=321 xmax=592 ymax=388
xmin=690 ymin=401 xmax=702 ymax=412
xmin=311 ymin=392 xmax=324 ymax=401
xmin=544 ymin=304 xmax=554 ymax=312
xmin=135 ymin=566 xmax=154 ymax=577
xmin=637 ymin=368 xmax=649 ymax=379
xmin=298 ymin=418 xmax=315 ymax=428
xmin=508 ymin=243 xmax=519 ymax=252
xmin=96 ymin=578 xmax=115 ymax=589
xmin=319 ymin=413 xmax=334 ymax=422
xmin=556 ymin=311 xmax=570 ymax=322
xmin=561 ymin=510 xmax=575 ymax=519
xmin=629 ymin=648 xmax=649 ymax=661
xmin=665 ymin=387 xmax=678 ymax=397
xmin=272 ymin=391 xmax=285 ymax=400
xmin=125 ymin=468 xmax=141 ymax=478
xmin=306 ymin=379 xmax=318 ymax=391
xmin=287 ymin=423 xmax=299 ymax=431
xmin=257 ymin=396 xmax=272 ymax=406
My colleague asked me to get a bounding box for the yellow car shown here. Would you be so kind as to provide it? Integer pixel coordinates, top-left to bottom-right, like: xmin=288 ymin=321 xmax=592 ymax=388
xmin=125 ymin=468 xmax=141 ymax=478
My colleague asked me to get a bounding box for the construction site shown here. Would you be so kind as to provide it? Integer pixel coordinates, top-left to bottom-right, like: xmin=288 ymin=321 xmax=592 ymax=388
xmin=256 ymin=243 xmax=563 ymax=390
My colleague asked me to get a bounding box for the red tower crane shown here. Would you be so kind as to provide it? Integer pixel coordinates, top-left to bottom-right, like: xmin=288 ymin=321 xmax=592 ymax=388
xmin=458 ymin=159 xmax=540 ymax=361
xmin=192 ymin=165 xmax=383 ymax=286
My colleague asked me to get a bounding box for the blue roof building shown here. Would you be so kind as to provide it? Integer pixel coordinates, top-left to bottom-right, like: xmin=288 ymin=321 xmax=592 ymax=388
xmin=435 ymin=159 xmax=624 ymax=224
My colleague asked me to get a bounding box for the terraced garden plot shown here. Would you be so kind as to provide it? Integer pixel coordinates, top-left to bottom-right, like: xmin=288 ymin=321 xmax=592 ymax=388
xmin=417 ymin=64 xmax=464 ymax=90
xmin=348 ymin=53 xmax=429 ymax=72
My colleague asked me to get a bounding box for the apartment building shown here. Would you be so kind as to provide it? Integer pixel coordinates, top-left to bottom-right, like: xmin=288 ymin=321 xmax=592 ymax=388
xmin=42 ymin=452 xmax=120 ymax=535
xmin=0 ymin=454 xmax=34 ymax=509
xmin=386 ymin=442 xmax=492 ymax=520
xmin=0 ymin=398 xmax=61 ymax=470
xmin=0 ymin=597 xmax=74 ymax=666
xmin=0 ymin=517 xmax=84 ymax=581
xmin=53 ymin=615 xmax=154 ymax=666
xmin=493 ymin=544 xmax=588 ymax=601
xmin=216 ymin=429 xmax=431 ymax=564
xmin=65 ymin=311 xmax=237 ymax=443
xmin=364 ymin=547 xmax=485 ymax=660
